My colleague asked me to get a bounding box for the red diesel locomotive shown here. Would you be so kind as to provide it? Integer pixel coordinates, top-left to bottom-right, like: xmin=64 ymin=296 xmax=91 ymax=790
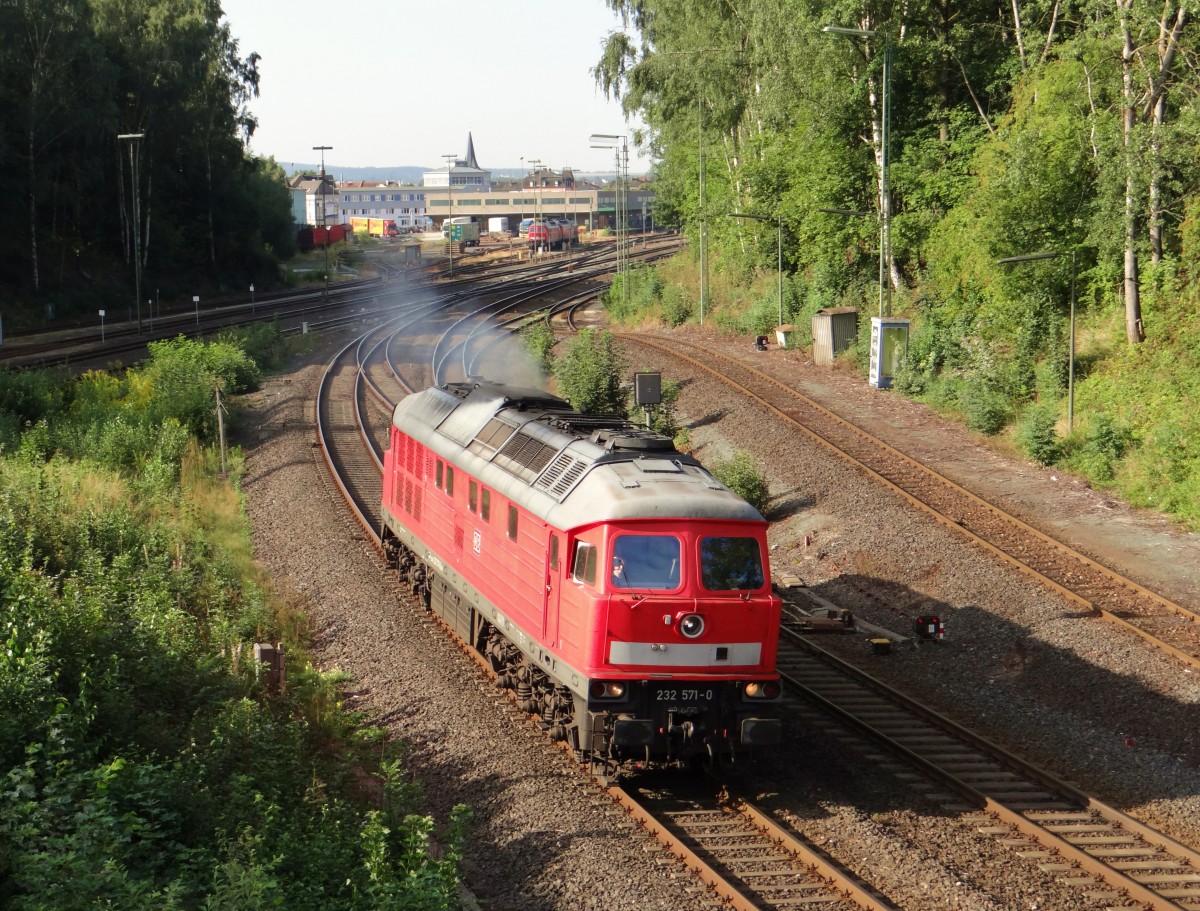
xmin=380 ymin=383 xmax=782 ymax=770
xmin=526 ymin=219 xmax=571 ymax=250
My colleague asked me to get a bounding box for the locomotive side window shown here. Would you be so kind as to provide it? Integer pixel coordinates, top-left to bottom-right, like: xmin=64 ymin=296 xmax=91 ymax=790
xmin=481 ymin=489 xmax=490 ymax=521
xmin=507 ymin=504 xmax=518 ymax=540
xmin=700 ymin=537 xmax=765 ymax=591
xmin=435 ymin=460 xmax=444 ymax=489
xmin=572 ymin=541 xmax=597 ymax=585
xmin=468 ymin=480 xmax=478 ymax=513
xmin=549 ymin=535 xmax=559 ymax=570
xmin=610 ymin=535 xmax=682 ymax=590
xmin=445 ymin=466 xmax=455 ymax=496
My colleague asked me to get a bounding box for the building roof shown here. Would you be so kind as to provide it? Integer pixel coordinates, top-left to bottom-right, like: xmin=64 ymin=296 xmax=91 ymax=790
xmin=464 ymin=132 xmax=480 ymax=169
xmin=291 ymin=176 xmax=336 ymax=194
xmin=340 ymin=180 xmax=401 ymax=189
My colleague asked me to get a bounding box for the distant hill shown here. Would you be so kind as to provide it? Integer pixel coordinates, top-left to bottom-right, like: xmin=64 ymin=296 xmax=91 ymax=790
xmin=281 ymin=165 xmax=429 ymax=184
xmin=281 ymin=164 xmax=635 ymax=184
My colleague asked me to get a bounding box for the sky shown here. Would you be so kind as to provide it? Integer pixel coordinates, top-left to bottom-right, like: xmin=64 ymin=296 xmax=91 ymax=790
xmin=218 ymin=0 xmax=652 ymax=175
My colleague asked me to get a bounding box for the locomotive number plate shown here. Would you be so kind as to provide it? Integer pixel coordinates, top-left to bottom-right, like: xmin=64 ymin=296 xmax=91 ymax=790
xmin=654 ymin=688 xmax=714 ymax=703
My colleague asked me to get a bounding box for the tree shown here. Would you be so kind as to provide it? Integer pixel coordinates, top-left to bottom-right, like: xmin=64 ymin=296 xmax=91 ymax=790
xmin=552 ymin=330 xmax=628 ymax=416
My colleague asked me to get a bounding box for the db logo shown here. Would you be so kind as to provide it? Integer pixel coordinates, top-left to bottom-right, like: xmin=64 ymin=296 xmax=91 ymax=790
xmin=473 ymin=530 xmax=482 ymax=554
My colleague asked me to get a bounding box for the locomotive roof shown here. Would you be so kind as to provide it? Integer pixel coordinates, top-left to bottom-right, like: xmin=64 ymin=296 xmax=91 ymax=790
xmin=392 ymin=383 xmax=765 ymax=528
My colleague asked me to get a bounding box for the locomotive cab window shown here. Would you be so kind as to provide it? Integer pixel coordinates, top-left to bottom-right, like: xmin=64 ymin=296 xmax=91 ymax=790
xmin=507 ymin=505 xmax=518 ymax=540
xmin=468 ymin=480 xmax=478 ymax=513
xmin=610 ymin=535 xmax=682 ymax=590
xmin=700 ymin=537 xmax=765 ymax=591
xmin=481 ymin=489 xmax=490 ymax=521
xmin=435 ymin=460 xmax=444 ymax=489
xmin=572 ymin=541 xmax=597 ymax=585
xmin=445 ymin=466 xmax=454 ymax=496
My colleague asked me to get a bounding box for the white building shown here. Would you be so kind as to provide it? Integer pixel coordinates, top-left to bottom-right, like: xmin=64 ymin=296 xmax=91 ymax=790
xmin=338 ymin=182 xmax=427 ymax=230
xmin=290 ymin=174 xmax=338 ymax=227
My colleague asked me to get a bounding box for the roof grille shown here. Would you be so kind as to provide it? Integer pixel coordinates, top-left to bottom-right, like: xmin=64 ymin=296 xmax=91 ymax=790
xmin=536 ymin=453 xmax=588 ymax=499
xmin=495 ymin=431 xmax=558 ymax=479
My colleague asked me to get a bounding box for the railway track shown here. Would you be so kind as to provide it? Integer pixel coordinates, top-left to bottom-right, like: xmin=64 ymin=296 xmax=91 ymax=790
xmin=620 ymin=333 xmax=1200 ymax=672
xmin=310 ymin=269 xmax=908 ymax=910
xmin=312 ymin=289 xmax=1200 ymax=909
xmin=611 ymin=781 xmax=898 ymax=910
xmin=778 ymin=619 xmax=1200 ymax=909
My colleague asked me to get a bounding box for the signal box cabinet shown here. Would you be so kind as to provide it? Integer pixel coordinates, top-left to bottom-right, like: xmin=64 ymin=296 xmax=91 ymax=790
xmin=812 ymin=307 xmax=859 ymax=366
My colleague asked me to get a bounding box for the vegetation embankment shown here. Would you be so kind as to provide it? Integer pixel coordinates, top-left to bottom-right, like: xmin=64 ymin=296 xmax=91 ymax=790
xmin=595 ymin=0 xmax=1200 ymax=528
xmin=0 ymin=331 xmax=468 ymax=910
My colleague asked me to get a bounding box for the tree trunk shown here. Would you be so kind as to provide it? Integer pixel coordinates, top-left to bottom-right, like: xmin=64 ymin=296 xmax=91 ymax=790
xmin=1145 ymin=6 xmax=1186 ymax=263
xmin=1149 ymin=100 xmax=1164 ymax=263
xmin=1119 ymin=1 xmax=1145 ymax=343
xmin=206 ymin=140 xmax=218 ymax=282
xmin=28 ymin=129 xmax=40 ymax=293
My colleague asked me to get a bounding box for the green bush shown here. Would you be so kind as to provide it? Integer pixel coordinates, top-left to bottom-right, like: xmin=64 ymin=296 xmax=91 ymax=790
xmin=1063 ymin=414 xmax=1132 ymax=484
xmin=960 ymin=379 xmax=1008 ymax=435
xmin=709 ymin=451 xmax=770 ymax=513
xmin=1016 ymin=404 xmax=1060 ymax=465
xmin=659 ymin=285 xmax=693 ymax=327
xmin=553 ymin=329 xmax=628 ymax=415
xmin=521 ymin=319 xmax=556 ymax=374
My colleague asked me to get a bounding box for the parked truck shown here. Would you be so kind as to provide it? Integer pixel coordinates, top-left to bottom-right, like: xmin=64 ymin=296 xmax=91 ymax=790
xmin=442 ymin=217 xmax=480 ymax=247
xmin=487 ymin=216 xmax=511 ymax=236
xmin=349 ymin=216 xmax=400 ymax=238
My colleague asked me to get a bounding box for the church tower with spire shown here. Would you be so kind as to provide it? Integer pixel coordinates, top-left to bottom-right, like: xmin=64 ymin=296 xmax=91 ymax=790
xmin=422 ymin=132 xmax=492 ymax=190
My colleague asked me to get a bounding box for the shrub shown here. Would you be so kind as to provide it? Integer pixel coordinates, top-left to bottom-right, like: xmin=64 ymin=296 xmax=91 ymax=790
xmin=1016 ymin=404 xmax=1060 ymax=465
xmin=521 ymin=319 xmax=556 ymax=374
xmin=553 ymin=329 xmax=627 ymax=415
xmin=960 ymin=379 xmax=1008 ymax=435
xmin=659 ymin=285 xmax=693 ymax=327
xmin=709 ymin=451 xmax=770 ymax=513
xmin=1064 ymin=414 xmax=1133 ymax=484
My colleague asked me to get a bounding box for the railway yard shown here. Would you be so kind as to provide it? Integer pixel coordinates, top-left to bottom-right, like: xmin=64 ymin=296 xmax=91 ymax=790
xmin=222 ymin=248 xmax=1200 ymax=911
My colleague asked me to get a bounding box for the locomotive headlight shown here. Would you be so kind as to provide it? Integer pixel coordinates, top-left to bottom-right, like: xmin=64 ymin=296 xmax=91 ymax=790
xmin=589 ymin=681 xmax=626 ymax=699
xmin=678 ymin=613 xmax=705 ymax=639
xmin=744 ymin=681 xmax=782 ymax=699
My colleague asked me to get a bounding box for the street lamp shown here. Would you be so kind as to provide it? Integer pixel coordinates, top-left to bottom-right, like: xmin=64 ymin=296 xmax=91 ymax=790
xmin=249 ymin=283 xmax=255 ymax=316
xmin=822 ymin=25 xmax=892 ymax=318
xmin=997 ymin=250 xmax=1078 ymax=432
xmin=313 ymin=145 xmax=333 ymax=299
xmin=118 ymin=132 xmax=145 ymax=333
xmin=442 ymin=153 xmax=457 ymax=274
xmin=728 ymin=213 xmax=784 ymax=327
xmin=528 ymin=158 xmax=543 ymax=226
xmin=590 ymin=134 xmax=627 ymax=312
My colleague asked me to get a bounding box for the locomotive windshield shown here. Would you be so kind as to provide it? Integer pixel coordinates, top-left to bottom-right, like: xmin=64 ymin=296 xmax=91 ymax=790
xmin=700 ymin=537 xmax=765 ymax=591
xmin=610 ymin=535 xmax=681 ymax=590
